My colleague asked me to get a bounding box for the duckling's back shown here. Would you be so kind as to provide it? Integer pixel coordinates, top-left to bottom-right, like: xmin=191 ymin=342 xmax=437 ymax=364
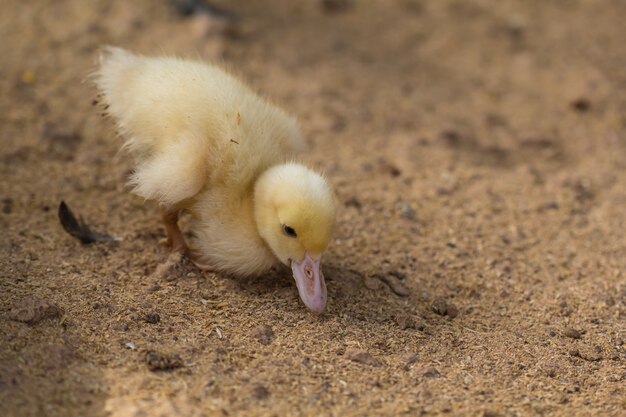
xmin=96 ymin=47 xmax=304 ymax=205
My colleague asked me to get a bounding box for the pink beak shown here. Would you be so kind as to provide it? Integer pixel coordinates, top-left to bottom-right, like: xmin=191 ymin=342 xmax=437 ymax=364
xmin=290 ymin=252 xmax=327 ymax=314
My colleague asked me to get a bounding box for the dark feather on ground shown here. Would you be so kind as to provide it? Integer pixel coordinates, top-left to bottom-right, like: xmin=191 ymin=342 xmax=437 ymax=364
xmin=58 ymin=201 xmax=118 ymax=244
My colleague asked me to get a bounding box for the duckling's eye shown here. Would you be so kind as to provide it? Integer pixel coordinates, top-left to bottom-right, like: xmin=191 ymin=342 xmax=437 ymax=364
xmin=282 ymin=224 xmax=297 ymax=238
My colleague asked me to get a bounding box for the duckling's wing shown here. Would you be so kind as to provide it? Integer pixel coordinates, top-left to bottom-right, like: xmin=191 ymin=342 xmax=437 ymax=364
xmin=96 ymin=47 xmax=304 ymax=204
xmin=129 ymin=132 xmax=207 ymax=206
xmin=96 ymin=47 xmax=211 ymax=206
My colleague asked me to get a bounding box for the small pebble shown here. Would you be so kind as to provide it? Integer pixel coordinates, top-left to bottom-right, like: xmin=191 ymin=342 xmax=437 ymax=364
xmin=570 ymin=97 xmax=591 ymax=112
xmin=251 ymin=324 xmax=274 ymax=345
xmin=344 ymin=196 xmax=362 ymax=209
xmin=364 ymin=276 xmax=384 ymax=291
xmin=446 ymin=303 xmax=459 ymax=319
xmin=145 ymin=351 xmax=183 ymax=371
xmin=544 ymin=364 xmax=558 ymax=378
xmin=378 ymin=158 xmax=402 ymax=177
xmin=422 ymin=366 xmax=440 ymax=378
xmin=251 ymin=384 xmax=270 ymax=400
xmin=563 ymin=327 xmax=582 ymax=339
xmin=345 ymin=348 xmax=380 ymax=367
xmin=569 ymin=348 xmax=581 ymax=358
xmin=394 ymin=314 xmax=417 ymax=330
xmin=113 ymin=323 xmax=130 ymax=331
xmin=144 ymin=312 xmax=161 ymax=324
xmin=431 ymin=298 xmax=448 ymax=316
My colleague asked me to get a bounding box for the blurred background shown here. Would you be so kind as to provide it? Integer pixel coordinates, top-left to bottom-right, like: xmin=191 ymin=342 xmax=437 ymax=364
xmin=1 ymin=1 xmax=625 ymax=416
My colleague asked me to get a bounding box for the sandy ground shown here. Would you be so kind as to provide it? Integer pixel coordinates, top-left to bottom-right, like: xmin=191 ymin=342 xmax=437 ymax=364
xmin=1 ymin=1 xmax=625 ymax=416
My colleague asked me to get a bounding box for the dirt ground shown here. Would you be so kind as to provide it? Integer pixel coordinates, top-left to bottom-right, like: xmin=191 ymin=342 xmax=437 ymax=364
xmin=1 ymin=1 xmax=625 ymax=416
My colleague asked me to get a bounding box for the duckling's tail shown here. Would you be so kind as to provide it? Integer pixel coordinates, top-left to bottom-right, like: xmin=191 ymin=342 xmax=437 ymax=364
xmin=94 ymin=46 xmax=140 ymax=120
xmin=93 ymin=47 xmax=155 ymax=154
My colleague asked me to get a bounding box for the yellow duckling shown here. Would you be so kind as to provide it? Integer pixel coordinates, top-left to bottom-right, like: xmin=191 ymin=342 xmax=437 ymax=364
xmin=95 ymin=47 xmax=336 ymax=313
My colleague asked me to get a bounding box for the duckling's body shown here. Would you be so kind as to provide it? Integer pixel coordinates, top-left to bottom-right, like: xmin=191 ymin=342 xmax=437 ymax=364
xmin=96 ymin=48 xmax=335 ymax=313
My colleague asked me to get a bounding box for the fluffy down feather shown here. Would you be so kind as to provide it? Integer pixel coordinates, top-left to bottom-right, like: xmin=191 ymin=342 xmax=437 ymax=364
xmin=96 ymin=47 xmax=336 ymax=313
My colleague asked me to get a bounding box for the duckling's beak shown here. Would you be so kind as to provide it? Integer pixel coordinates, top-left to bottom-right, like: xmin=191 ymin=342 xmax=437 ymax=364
xmin=291 ymin=252 xmax=327 ymax=314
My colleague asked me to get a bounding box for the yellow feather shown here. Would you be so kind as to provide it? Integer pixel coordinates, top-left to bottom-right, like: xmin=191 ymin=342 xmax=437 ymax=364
xmin=96 ymin=47 xmax=335 ymax=276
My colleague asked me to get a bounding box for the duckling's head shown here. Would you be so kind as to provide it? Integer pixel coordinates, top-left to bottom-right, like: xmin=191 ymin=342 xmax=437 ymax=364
xmin=254 ymin=163 xmax=336 ymax=314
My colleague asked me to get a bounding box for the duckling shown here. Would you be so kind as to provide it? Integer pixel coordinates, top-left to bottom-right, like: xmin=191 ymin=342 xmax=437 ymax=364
xmin=95 ymin=47 xmax=336 ymax=313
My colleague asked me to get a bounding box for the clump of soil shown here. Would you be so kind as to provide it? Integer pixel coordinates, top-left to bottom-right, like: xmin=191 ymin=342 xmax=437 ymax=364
xmin=9 ymin=298 xmax=63 ymax=325
xmin=145 ymin=351 xmax=184 ymax=371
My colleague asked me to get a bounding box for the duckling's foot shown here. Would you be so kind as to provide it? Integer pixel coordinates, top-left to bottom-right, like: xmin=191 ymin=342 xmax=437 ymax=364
xmin=157 ymin=207 xmax=217 ymax=273
xmin=160 ymin=207 xmax=189 ymax=253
